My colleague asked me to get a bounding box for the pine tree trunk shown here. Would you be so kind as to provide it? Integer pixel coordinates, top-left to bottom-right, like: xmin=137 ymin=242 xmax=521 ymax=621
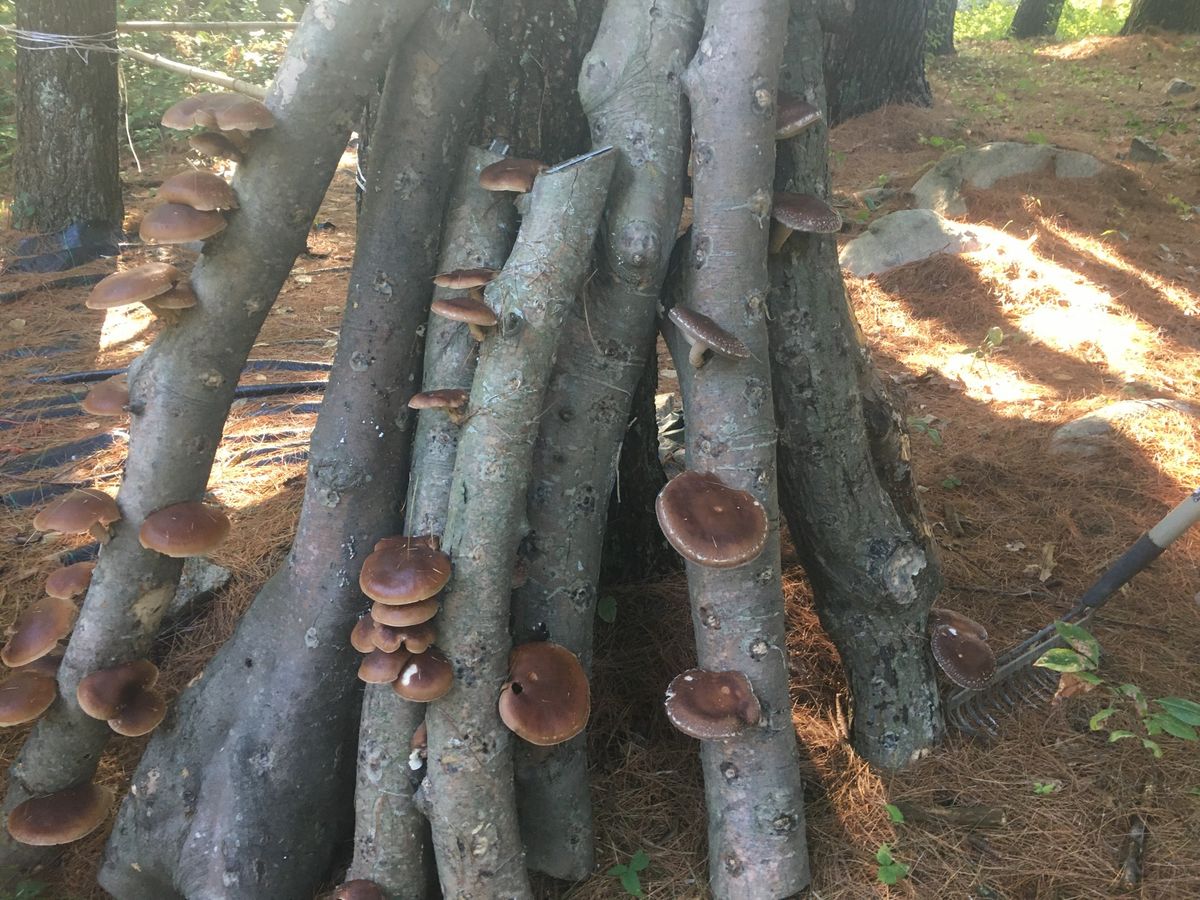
xmin=669 ymin=1 xmax=811 ymax=896
xmin=0 ymin=0 xmax=427 ymax=874
xmin=927 ymin=0 xmax=958 ymax=55
xmin=768 ymin=0 xmax=943 ymax=771
xmin=1121 ymin=0 xmax=1200 ymax=33
xmin=1009 ymin=0 xmax=1066 ymax=38
xmin=823 ymin=0 xmax=932 ymax=126
xmin=509 ymin=0 xmax=699 ymax=878
xmin=13 ymin=0 xmax=122 ymax=231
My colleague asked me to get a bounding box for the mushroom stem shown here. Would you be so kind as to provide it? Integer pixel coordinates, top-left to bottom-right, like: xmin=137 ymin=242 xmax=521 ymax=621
xmin=87 ymin=522 xmax=112 ymax=545
xmin=687 ymin=340 xmax=709 ymax=369
xmin=467 ymin=322 xmax=487 ymax=342
xmin=768 ymin=219 xmax=794 ymax=254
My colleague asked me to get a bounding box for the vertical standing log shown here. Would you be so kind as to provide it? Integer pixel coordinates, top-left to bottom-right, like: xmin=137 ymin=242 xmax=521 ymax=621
xmin=97 ymin=10 xmax=491 ymax=899
xmin=0 ymin=0 xmax=429 ymax=872
xmin=767 ymin=0 xmax=943 ymax=771
xmin=349 ymin=146 xmax=516 ymax=894
xmin=509 ymin=0 xmax=700 ymax=878
xmin=423 ymin=149 xmax=615 ymax=900
xmin=670 ymin=1 xmax=811 ymax=897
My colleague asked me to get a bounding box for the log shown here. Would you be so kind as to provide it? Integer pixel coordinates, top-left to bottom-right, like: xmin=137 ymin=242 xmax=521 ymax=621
xmin=119 ymin=47 xmax=268 ymax=99
xmin=119 ymin=21 xmax=300 ymax=33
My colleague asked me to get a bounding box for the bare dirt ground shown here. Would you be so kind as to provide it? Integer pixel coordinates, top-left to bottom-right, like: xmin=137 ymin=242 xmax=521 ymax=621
xmin=1 ymin=31 xmax=1198 ymax=900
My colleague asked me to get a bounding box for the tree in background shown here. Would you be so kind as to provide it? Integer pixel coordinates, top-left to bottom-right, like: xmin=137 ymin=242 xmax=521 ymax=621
xmin=1121 ymin=0 xmax=1200 ymax=33
xmin=1009 ymin=0 xmax=1066 ymax=38
xmin=12 ymin=0 xmax=122 ymax=232
xmin=928 ymin=0 xmax=959 ymax=55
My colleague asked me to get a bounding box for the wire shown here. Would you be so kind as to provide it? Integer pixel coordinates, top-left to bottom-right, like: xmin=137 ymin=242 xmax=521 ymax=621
xmin=1 ymin=26 xmax=120 ymax=62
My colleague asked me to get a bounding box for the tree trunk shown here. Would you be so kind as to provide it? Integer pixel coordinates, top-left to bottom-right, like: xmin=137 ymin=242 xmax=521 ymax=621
xmin=768 ymin=0 xmax=943 ymax=771
xmin=1121 ymin=0 xmax=1200 ymax=33
xmin=13 ymin=0 xmax=122 ymax=231
xmin=1009 ymin=0 xmax=1066 ymax=38
xmin=927 ymin=0 xmax=958 ymax=55
xmin=823 ymin=0 xmax=932 ymax=126
xmin=667 ymin=1 xmax=811 ymax=896
xmin=422 ymin=151 xmax=615 ymax=899
xmin=98 ymin=11 xmax=488 ymax=899
xmin=0 ymin=0 xmax=426 ymax=874
xmin=349 ymin=145 xmax=516 ymax=895
xmin=509 ymin=0 xmax=699 ymax=878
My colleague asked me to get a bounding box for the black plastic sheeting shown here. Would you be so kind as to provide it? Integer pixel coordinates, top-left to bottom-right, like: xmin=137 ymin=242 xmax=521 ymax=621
xmin=0 ymin=432 xmax=122 ymax=476
xmin=5 ymin=221 xmax=123 ymax=275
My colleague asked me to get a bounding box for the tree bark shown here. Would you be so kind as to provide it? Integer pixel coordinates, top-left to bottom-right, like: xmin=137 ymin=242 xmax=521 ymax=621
xmin=349 ymin=145 xmax=516 ymax=895
xmin=823 ymin=0 xmax=932 ymax=126
xmin=1009 ymin=0 xmax=1066 ymax=38
xmin=927 ymin=0 xmax=958 ymax=55
xmin=510 ymin=0 xmax=700 ymax=878
xmin=13 ymin=0 xmax=122 ymax=231
xmin=99 ymin=12 xmax=489 ymax=899
xmin=1121 ymin=0 xmax=1200 ymax=33
xmin=423 ymin=150 xmax=615 ymax=900
xmin=0 ymin=0 xmax=428 ymax=874
xmin=670 ymin=1 xmax=811 ymax=896
xmin=768 ymin=0 xmax=943 ymax=771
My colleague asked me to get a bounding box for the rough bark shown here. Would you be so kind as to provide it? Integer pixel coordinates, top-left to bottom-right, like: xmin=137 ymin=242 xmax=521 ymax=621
xmin=423 ymin=150 xmax=615 ymax=900
xmin=0 ymin=0 xmax=429 ymax=874
xmin=97 ymin=11 xmax=486 ymax=898
xmin=12 ymin=0 xmax=122 ymax=231
xmin=927 ymin=0 xmax=958 ymax=55
xmin=1009 ymin=0 xmax=1066 ymax=38
xmin=1121 ymin=0 xmax=1200 ymax=33
xmin=670 ymin=1 xmax=811 ymax=896
xmin=768 ymin=0 xmax=943 ymax=770
xmin=509 ymin=0 xmax=700 ymax=879
xmin=823 ymin=0 xmax=932 ymax=126
xmin=349 ymin=146 xmax=516 ymax=894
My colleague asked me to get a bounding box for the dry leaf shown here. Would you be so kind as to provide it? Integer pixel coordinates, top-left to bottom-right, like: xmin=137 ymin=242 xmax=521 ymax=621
xmin=1052 ymin=671 xmax=1098 ymax=703
xmin=1038 ymin=543 xmax=1056 ymax=583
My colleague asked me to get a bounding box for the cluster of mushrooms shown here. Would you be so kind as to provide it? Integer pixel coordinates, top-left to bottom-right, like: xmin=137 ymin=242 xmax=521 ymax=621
xmin=0 ymin=91 xmax=263 ymax=847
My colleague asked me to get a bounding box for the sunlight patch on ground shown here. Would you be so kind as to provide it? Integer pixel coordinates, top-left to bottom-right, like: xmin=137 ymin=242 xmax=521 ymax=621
xmin=98 ymin=304 xmax=154 ymax=353
xmin=1036 ymin=35 xmax=1124 ymax=61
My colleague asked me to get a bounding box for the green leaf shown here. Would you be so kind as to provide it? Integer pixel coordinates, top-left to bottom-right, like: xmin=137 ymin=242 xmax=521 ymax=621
xmin=1075 ymin=671 xmax=1104 ymax=686
xmin=1188 ymin=787 xmax=1200 ymax=797
xmin=983 ymin=326 xmax=1004 ymax=347
xmin=619 ymin=868 xmax=644 ymax=896
xmin=926 ymin=427 xmax=943 ymax=447
xmin=1108 ymin=730 xmax=1136 ymax=742
xmin=629 ymin=850 xmax=650 ymax=872
xmin=1155 ymin=698 xmax=1200 ymax=726
xmin=1033 ymin=781 xmax=1058 ymax=795
xmin=1053 ymin=621 xmax=1100 ymax=665
xmin=875 ymin=844 xmax=894 ymax=866
xmin=596 ymin=595 xmax=617 ymax=624
xmin=606 ymin=864 xmax=628 ymax=878
xmin=878 ymin=862 xmax=909 ymax=885
xmin=884 ymin=803 xmax=905 ymax=824
xmin=1144 ymin=713 xmax=1198 ymax=741
xmin=1089 ymin=708 xmax=1118 ymax=731
xmin=1034 ymin=648 xmax=1088 ymax=673
xmin=1142 ymin=738 xmax=1163 ymax=758
xmin=1118 ymin=683 xmax=1149 ymax=715
xmin=941 ymin=476 xmax=962 ymax=490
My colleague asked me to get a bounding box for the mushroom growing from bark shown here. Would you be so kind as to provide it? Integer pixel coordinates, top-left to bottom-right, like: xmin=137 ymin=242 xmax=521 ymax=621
xmin=82 ymin=377 xmax=130 ymax=417
xmin=161 ymin=92 xmax=274 ymax=133
xmin=6 ymin=782 xmax=113 ymax=846
xmin=391 ymin=647 xmax=453 ymax=702
xmin=498 ymin=641 xmax=590 ymax=746
xmin=769 ymin=191 xmax=842 ymax=253
xmin=432 ymin=267 xmax=498 ymax=290
xmin=775 ymin=91 xmax=823 ymax=140
xmin=44 ymin=561 xmax=96 ymax=599
xmin=930 ymin=624 xmax=996 ymax=690
xmin=668 ymin=307 xmax=750 ymax=369
xmin=158 ymin=170 xmax=239 ymax=211
xmin=359 ymin=544 xmax=451 ymax=606
xmin=86 ymin=263 xmax=185 ymax=310
xmin=655 ymin=470 xmax=769 ymax=568
xmin=929 ymin=607 xmax=988 ymax=642
xmin=371 ymin=599 xmax=440 ymax=628
xmin=335 ymin=880 xmax=387 ymax=900
xmin=138 ymin=501 xmax=231 ymax=557
xmin=139 ymin=203 xmax=227 ymax=244
xmin=0 ymin=671 xmax=58 ymax=727
xmin=479 ymin=157 xmax=547 ymax=193
xmin=32 ymin=488 xmax=120 ymax=544
xmin=188 ymin=131 xmax=244 ymax=162
xmin=1 ymin=598 xmax=77 ymax=668
xmin=358 ymin=649 xmax=410 ymax=685
xmin=430 ymin=296 xmax=497 ymax=342
xmin=408 ymin=387 xmax=471 ymax=423
xmin=665 ymin=668 xmax=762 ymax=739
xmin=76 ymin=659 xmax=167 ymax=737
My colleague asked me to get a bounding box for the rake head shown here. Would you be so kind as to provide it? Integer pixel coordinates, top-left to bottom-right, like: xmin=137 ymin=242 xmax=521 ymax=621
xmin=943 ymin=603 xmax=1093 ymax=736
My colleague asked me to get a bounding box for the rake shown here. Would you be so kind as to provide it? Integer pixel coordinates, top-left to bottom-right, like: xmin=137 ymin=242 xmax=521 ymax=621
xmin=945 ymin=487 xmax=1200 ymax=735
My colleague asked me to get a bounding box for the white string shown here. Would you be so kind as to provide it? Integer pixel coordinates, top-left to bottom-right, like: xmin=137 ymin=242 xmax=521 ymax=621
xmin=2 ymin=26 xmax=120 ymax=63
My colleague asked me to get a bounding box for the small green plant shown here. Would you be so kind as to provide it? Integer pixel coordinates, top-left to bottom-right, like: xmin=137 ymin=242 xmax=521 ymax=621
xmin=941 ymin=475 xmax=963 ymax=490
xmin=1166 ymin=195 xmax=1194 ymax=219
xmin=1035 ymin=621 xmax=1200 ymax=758
xmin=596 ymin=595 xmax=618 ymax=624
xmin=1025 ymin=131 xmax=1049 ymax=145
xmin=884 ymin=802 xmax=905 ymax=824
xmin=907 ymin=414 xmax=943 ymax=447
xmin=607 ymin=850 xmax=650 ymax=897
xmin=0 ymin=871 xmax=47 ymax=900
xmin=919 ymin=133 xmax=967 ymax=153
xmin=875 ymin=843 xmax=909 ymax=885
xmin=1032 ymin=781 xmax=1060 ymax=795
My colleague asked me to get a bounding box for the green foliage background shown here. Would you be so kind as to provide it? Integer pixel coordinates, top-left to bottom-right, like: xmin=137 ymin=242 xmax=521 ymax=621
xmin=956 ymin=0 xmax=1131 ymax=42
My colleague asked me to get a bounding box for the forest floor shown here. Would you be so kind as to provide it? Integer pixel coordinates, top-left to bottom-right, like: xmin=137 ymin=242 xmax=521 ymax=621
xmin=0 ymin=31 xmax=1198 ymax=900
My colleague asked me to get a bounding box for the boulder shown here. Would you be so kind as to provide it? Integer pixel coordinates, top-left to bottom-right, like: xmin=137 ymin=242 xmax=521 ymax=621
xmin=1048 ymin=399 xmax=1199 ymax=459
xmin=839 ymin=209 xmax=991 ymax=277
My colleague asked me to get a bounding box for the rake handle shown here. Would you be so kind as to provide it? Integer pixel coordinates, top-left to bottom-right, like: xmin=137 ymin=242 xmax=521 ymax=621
xmin=1081 ymin=488 xmax=1200 ymax=608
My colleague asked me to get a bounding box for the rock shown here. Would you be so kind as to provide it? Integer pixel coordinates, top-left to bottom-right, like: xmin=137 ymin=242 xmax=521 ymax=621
xmin=1165 ymin=78 xmax=1195 ymax=96
xmin=910 ymin=141 xmax=1103 ymax=217
xmin=1128 ymin=136 xmax=1171 ymax=164
xmin=164 ymin=556 xmax=233 ymax=624
xmin=839 ymin=209 xmax=987 ymax=277
xmin=1048 ymin=399 xmax=1199 ymax=459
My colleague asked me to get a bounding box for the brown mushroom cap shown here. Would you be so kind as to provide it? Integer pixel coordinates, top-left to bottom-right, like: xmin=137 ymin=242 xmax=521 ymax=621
xmin=775 ymin=92 xmax=823 ymax=140
xmin=771 ymin=192 xmax=842 ymax=234
xmin=145 ymin=282 xmax=198 ymax=311
xmin=358 ymin=649 xmax=410 ymax=685
xmin=214 ymin=97 xmax=275 ymax=132
xmin=16 ymin=647 xmax=65 ymax=679
xmin=408 ymin=389 xmax=470 ymax=411
xmin=498 ymin=641 xmax=590 ymax=746
xmin=108 ymin=688 xmax=167 ymax=737
xmin=0 ymin=671 xmax=57 ymax=727
xmin=158 ymin=170 xmax=238 ymax=211
xmin=392 ymin=647 xmax=453 ymax=702
xmin=6 ymin=782 xmax=113 ymax=846
xmin=931 ymin=624 xmax=996 ymax=690
xmin=373 ymin=534 xmax=440 ymax=553
xmin=668 ymin=307 xmax=751 ymax=368
xmin=431 ymin=296 xmax=498 ymax=327
xmin=1 ymin=598 xmax=78 ymax=668
xmin=139 ymin=203 xmax=227 ymax=244
xmin=335 ymin=880 xmax=387 ymax=900
xmin=138 ymin=501 xmax=231 ymax=557
xmin=929 ymin=607 xmax=988 ymax=642
xmin=161 ymin=93 xmax=234 ymax=129
xmin=371 ymin=620 xmax=436 ymax=655
xmin=664 ymin=668 xmax=761 ymax=739
xmin=44 ymin=561 xmax=96 ymax=600
xmin=81 ymin=377 xmax=130 ymax=416
xmin=188 ymin=131 xmax=244 ymax=162
xmin=371 ymin=598 xmax=440 ymax=628
xmin=360 ymin=545 xmax=451 ymax=606
xmin=32 ymin=489 xmax=120 ymax=535
xmin=76 ymin=659 xmax=159 ymax=720
xmin=479 ymin=157 xmax=547 ymax=193
xmin=349 ymin=615 xmax=376 ymax=654
xmin=86 ymin=263 xmax=184 ymax=310
xmin=655 ymin=470 xmax=769 ymax=569
xmin=432 ymin=268 xmax=498 ymax=290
